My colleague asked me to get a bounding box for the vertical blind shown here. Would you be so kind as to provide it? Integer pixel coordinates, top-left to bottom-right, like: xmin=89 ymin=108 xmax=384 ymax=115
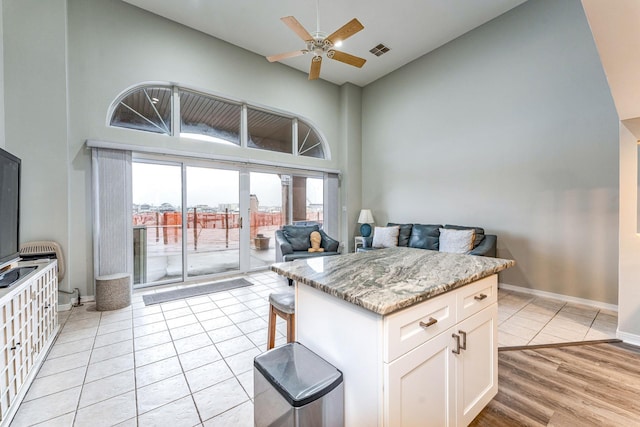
xmin=92 ymin=148 xmax=133 ymax=280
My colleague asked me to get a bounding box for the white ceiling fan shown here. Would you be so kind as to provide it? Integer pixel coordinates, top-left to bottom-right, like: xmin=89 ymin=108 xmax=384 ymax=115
xmin=266 ymin=1 xmax=366 ymax=80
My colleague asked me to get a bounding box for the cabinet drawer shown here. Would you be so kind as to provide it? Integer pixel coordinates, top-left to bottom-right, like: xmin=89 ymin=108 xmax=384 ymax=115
xmin=456 ymin=275 xmax=497 ymax=321
xmin=384 ymin=291 xmax=456 ymax=363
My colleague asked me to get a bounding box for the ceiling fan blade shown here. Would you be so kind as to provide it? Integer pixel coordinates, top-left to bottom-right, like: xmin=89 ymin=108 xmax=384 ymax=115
xmin=267 ymin=50 xmax=307 ymax=63
xmin=325 ymin=18 xmax=364 ymax=45
xmin=281 ymin=16 xmax=314 ymax=42
xmin=309 ymin=56 xmax=322 ymax=80
xmin=327 ymin=50 xmax=366 ymax=68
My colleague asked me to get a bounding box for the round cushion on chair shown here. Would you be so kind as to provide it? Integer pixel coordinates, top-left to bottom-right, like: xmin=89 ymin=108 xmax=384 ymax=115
xmin=269 ymin=290 xmax=295 ymax=314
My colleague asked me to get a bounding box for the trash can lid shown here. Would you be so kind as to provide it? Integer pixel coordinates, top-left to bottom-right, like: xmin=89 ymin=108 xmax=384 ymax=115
xmin=254 ymin=342 xmax=343 ymax=408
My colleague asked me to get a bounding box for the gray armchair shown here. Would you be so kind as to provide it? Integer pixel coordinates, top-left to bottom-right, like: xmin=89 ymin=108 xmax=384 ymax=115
xmin=275 ymin=224 xmax=340 ymax=262
xmin=275 ymin=224 xmax=340 ymax=285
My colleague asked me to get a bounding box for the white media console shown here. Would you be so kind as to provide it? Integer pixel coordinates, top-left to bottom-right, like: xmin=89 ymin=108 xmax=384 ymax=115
xmin=0 ymin=260 xmax=58 ymax=426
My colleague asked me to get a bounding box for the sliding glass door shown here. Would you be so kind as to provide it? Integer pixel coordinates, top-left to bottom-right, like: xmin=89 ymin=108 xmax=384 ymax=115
xmin=132 ymin=162 xmax=183 ymax=286
xmin=249 ymin=172 xmax=284 ymax=270
xmin=186 ymin=166 xmax=240 ymax=278
xmin=132 ymin=158 xmax=330 ymax=288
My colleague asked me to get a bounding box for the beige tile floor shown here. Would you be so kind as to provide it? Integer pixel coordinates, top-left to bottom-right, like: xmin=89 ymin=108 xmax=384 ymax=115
xmin=11 ymin=273 xmax=618 ymax=426
xmin=497 ymin=287 xmax=618 ymax=347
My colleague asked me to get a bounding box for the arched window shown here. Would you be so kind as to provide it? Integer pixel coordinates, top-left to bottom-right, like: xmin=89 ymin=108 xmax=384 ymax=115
xmin=247 ymin=107 xmax=292 ymax=154
xmin=109 ymin=84 xmax=328 ymax=159
xmin=110 ymin=86 xmax=172 ymax=135
xmin=179 ymin=89 xmax=241 ymax=146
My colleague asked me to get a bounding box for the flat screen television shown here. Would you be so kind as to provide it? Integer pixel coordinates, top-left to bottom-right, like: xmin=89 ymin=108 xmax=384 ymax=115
xmin=0 ymin=147 xmax=20 ymax=271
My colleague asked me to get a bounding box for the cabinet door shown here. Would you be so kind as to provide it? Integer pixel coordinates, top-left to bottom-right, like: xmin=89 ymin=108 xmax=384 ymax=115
xmin=385 ymin=329 xmax=456 ymax=427
xmin=5 ymin=286 xmax=33 ymax=407
xmin=0 ymin=302 xmax=10 ymax=421
xmin=455 ymin=304 xmax=498 ymax=426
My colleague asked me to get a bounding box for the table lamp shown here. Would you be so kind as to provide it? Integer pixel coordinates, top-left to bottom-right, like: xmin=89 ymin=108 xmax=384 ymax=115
xmin=358 ymin=209 xmax=375 ymax=238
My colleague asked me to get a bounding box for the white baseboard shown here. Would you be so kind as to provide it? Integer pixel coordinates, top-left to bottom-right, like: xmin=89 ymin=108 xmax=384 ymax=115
xmin=498 ymin=283 xmax=618 ymax=312
xmin=617 ymin=330 xmax=640 ymax=346
xmin=58 ymin=295 xmax=95 ymax=312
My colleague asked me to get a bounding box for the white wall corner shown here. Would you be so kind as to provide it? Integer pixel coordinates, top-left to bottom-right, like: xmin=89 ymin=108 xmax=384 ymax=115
xmin=616 ymin=330 xmax=640 ymax=346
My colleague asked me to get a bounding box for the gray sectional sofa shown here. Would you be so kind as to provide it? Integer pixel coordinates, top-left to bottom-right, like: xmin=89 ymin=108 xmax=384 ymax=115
xmin=360 ymin=223 xmax=497 ymax=257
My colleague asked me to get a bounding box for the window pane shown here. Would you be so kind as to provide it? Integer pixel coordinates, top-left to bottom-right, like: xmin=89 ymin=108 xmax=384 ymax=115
xmin=298 ymin=121 xmax=325 ymax=159
xmin=306 ymin=177 xmax=324 ymax=225
xmin=250 ymin=172 xmax=283 ymax=270
xmin=180 ymin=91 xmax=241 ymax=146
xmin=247 ymin=108 xmax=293 ymax=154
xmin=186 ymin=167 xmax=240 ymax=276
xmin=292 ymin=176 xmax=323 ymax=227
xmin=132 ymin=162 xmax=183 ymax=286
xmin=111 ymin=87 xmax=172 ymax=134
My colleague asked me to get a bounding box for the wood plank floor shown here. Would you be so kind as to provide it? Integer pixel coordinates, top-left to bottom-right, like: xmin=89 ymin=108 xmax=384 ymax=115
xmin=470 ymin=341 xmax=640 ymax=426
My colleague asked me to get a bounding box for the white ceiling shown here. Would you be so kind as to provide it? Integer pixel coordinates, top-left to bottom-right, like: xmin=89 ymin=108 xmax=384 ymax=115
xmin=122 ymin=0 xmax=528 ymax=87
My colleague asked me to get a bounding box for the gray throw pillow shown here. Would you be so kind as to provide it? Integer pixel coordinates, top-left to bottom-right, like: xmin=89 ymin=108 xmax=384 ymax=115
xmin=439 ymin=228 xmax=475 ymax=253
xmin=444 ymin=225 xmax=485 ymax=248
xmin=372 ymin=226 xmax=400 ymax=248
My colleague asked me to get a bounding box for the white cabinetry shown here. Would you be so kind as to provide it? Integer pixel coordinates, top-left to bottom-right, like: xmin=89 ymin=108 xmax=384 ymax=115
xmin=296 ymin=274 xmax=498 ymax=427
xmin=384 ymin=276 xmax=498 ymax=427
xmin=0 ymin=261 xmax=58 ymax=426
xmin=456 ymin=305 xmax=497 ymax=426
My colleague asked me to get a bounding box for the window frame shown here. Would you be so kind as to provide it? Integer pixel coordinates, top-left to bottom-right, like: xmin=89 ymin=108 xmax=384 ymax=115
xmin=107 ymin=83 xmax=331 ymax=160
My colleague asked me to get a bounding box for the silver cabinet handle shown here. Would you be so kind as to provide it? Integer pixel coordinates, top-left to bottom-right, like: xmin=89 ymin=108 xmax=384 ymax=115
xmin=459 ymin=330 xmax=467 ymax=350
xmin=452 ymin=333 xmax=461 ymax=354
xmin=419 ymin=317 xmax=438 ymax=328
xmin=474 ymin=293 xmax=488 ymax=301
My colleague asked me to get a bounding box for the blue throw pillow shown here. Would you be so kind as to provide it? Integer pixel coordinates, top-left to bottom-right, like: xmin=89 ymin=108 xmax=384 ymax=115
xmin=408 ymin=224 xmax=442 ymax=250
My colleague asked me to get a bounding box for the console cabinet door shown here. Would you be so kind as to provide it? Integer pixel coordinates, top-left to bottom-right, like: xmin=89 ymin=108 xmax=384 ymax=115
xmin=5 ymin=286 xmax=33 ymax=409
xmin=455 ymin=305 xmax=498 ymax=426
xmin=32 ymin=267 xmax=57 ymax=357
xmin=385 ymin=329 xmax=456 ymax=427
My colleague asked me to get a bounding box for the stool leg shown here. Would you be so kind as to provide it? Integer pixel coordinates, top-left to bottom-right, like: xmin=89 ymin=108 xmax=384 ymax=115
xmin=267 ymin=304 xmax=277 ymax=350
xmin=287 ymin=313 xmax=295 ymax=343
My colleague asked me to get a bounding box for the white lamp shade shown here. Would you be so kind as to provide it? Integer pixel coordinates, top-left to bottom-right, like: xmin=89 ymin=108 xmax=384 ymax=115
xmin=357 ymin=209 xmax=375 ymax=224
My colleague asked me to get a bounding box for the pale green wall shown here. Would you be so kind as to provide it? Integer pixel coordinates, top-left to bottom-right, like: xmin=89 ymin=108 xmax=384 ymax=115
xmin=361 ymin=0 xmax=619 ymax=303
xmin=1 ymin=0 xmax=355 ymax=299
xmin=1 ymin=0 xmax=622 ymax=305
xmin=339 ymin=84 xmax=362 ymax=252
xmin=4 ymin=0 xmax=70 ymax=294
xmin=64 ymin=0 xmax=348 ymax=296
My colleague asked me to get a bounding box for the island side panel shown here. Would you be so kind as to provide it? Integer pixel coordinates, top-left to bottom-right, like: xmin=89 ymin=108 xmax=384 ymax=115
xmin=296 ymin=283 xmax=384 ymax=427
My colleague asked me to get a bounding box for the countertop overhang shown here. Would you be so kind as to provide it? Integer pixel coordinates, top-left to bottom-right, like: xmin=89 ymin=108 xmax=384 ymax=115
xmin=271 ymin=247 xmax=515 ymax=315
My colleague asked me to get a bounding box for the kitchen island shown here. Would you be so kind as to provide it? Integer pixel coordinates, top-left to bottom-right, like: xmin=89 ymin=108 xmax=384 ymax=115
xmin=271 ymin=247 xmax=514 ymax=427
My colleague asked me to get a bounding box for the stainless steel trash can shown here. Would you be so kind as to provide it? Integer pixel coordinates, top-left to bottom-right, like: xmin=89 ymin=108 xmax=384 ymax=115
xmin=254 ymin=342 xmax=344 ymax=427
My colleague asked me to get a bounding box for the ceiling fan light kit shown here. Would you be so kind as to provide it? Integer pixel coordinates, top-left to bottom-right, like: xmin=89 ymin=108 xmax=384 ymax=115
xmin=266 ymin=14 xmax=366 ymax=80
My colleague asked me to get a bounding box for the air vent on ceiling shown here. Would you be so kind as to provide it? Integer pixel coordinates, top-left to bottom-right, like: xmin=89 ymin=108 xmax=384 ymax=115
xmin=369 ymin=43 xmax=391 ymax=57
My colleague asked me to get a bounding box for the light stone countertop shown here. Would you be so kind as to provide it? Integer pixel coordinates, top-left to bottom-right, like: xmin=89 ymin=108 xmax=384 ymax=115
xmin=271 ymin=247 xmax=515 ymax=315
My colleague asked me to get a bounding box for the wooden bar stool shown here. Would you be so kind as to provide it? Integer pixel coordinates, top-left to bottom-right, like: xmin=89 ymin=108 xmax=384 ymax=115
xmin=267 ymin=289 xmax=295 ymax=350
